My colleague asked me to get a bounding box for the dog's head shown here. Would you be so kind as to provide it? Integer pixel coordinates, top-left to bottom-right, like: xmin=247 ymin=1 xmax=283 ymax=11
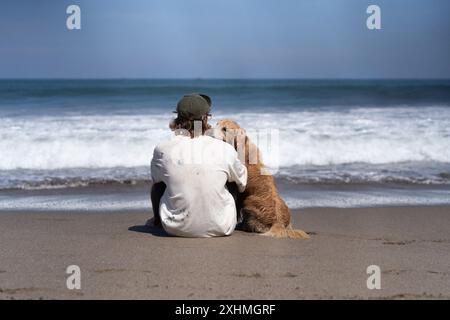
xmin=214 ymin=119 xmax=246 ymax=143
xmin=214 ymin=119 xmax=247 ymax=150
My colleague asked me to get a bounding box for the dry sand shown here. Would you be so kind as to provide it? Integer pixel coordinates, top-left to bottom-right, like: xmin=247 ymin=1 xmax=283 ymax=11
xmin=0 ymin=206 xmax=449 ymax=299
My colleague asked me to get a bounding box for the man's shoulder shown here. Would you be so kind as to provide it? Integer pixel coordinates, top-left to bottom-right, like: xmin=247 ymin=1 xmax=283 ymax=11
xmin=152 ymin=139 xmax=172 ymax=160
xmin=202 ymin=136 xmax=238 ymax=157
xmin=154 ymin=135 xmax=186 ymax=152
xmin=202 ymin=135 xmax=230 ymax=147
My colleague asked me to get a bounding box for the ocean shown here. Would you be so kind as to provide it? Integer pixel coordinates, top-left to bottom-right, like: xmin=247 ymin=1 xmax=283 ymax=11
xmin=1 ymin=79 xmax=450 ymax=210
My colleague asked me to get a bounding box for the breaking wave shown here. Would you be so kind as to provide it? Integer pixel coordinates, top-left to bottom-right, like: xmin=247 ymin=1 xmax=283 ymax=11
xmin=1 ymin=106 xmax=450 ymax=190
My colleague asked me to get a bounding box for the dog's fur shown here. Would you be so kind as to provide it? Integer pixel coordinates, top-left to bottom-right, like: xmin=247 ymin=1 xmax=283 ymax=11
xmin=215 ymin=119 xmax=309 ymax=239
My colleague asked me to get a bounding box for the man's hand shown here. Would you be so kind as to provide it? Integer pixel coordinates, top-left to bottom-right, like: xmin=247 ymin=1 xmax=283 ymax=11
xmin=145 ymin=217 xmax=162 ymax=228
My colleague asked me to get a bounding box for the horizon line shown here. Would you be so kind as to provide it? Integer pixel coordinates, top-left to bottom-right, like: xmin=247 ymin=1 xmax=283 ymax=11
xmin=1 ymin=77 xmax=450 ymax=81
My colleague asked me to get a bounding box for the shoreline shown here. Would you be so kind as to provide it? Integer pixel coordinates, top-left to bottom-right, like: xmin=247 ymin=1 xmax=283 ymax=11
xmin=0 ymin=203 xmax=449 ymax=214
xmin=1 ymin=206 xmax=449 ymax=299
xmin=1 ymin=182 xmax=450 ymax=211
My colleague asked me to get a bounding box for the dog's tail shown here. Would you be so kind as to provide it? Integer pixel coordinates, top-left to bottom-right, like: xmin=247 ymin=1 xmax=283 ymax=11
xmin=286 ymin=227 xmax=310 ymax=239
xmin=263 ymin=223 xmax=310 ymax=239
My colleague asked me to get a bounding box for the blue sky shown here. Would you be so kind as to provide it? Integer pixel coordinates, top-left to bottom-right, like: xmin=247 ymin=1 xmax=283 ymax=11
xmin=1 ymin=0 xmax=449 ymax=78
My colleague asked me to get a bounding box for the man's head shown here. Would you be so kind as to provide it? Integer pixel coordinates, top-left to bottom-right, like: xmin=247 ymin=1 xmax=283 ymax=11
xmin=170 ymin=93 xmax=212 ymax=137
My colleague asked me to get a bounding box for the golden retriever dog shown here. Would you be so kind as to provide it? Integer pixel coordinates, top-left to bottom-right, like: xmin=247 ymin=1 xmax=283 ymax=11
xmin=215 ymin=119 xmax=309 ymax=239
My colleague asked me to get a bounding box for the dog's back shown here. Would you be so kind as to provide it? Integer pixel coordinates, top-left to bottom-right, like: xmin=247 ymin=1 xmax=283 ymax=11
xmin=242 ymin=154 xmax=309 ymax=239
xmin=216 ymin=119 xmax=309 ymax=239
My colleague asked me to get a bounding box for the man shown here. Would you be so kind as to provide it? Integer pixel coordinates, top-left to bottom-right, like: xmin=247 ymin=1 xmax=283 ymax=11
xmin=150 ymin=93 xmax=247 ymax=237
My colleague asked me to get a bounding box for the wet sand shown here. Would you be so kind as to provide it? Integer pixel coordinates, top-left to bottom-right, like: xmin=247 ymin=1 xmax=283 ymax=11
xmin=0 ymin=206 xmax=449 ymax=299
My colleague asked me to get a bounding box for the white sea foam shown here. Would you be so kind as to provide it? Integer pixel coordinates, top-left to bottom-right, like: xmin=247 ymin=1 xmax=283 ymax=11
xmin=1 ymin=186 xmax=449 ymax=210
xmin=1 ymin=107 xmax=449 ymax=171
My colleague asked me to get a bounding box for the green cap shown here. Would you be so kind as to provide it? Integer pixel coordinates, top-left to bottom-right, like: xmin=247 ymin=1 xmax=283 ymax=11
xmin=175 ymin=93 xmax=212 ymax=120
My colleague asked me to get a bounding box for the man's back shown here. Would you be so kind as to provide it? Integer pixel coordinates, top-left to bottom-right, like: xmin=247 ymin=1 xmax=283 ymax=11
xmin=151 ymin=134 xmax=247 ymax=237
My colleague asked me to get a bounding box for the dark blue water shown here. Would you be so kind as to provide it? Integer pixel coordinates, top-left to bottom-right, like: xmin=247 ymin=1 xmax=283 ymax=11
xmin=1 ymin=79 xmax=450 ymax=116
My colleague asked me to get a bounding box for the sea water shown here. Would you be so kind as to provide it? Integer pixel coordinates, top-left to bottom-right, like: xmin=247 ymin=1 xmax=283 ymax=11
xmin=1 ymin=79 xmax=449 ymax=210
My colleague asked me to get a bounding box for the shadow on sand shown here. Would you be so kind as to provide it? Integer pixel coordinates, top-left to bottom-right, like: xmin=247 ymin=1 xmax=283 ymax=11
xmin=128 ymin=224 xmax=170 ymax=237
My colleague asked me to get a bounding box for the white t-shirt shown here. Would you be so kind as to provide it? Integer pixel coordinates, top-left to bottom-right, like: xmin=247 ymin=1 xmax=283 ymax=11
xmin=151 ymin=134 xmax=247 ymax=237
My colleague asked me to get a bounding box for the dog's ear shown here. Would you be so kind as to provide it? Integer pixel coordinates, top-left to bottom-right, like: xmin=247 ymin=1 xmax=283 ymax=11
xmin=234 ymin=131 xmax=247 ymax=160
xmin=233 ymin=130 xmax=245 ymax=150
xmin=233 ymin=132 xmax=244 ymax=150
xmin=237 ymin=135 xmax=248 ymax=150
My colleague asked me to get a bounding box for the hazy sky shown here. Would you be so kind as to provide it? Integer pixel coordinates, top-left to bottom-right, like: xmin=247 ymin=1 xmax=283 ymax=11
xmin=1 ymin=0 xmax=449 ymax=78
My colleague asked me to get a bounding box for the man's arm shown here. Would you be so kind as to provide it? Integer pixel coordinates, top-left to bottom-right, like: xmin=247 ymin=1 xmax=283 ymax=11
xmin=226 ymin=181 xmax=242 ymax=222
xmin=227 ymin=154 xmax=247 ymax=224
xmin=150 ymin=182 xmax=166 ymax=227
xmin=228 ymin=155 xmax=248 ymax=193
xmin=150 ymin=147 xmax=165 ymax=227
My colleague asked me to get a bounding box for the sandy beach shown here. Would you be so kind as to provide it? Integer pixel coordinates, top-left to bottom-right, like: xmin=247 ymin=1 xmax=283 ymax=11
xmin=1 ymin=206 xmax=449 ymax=300
xmin=2 ymin=0 xmax=450 ymax=304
